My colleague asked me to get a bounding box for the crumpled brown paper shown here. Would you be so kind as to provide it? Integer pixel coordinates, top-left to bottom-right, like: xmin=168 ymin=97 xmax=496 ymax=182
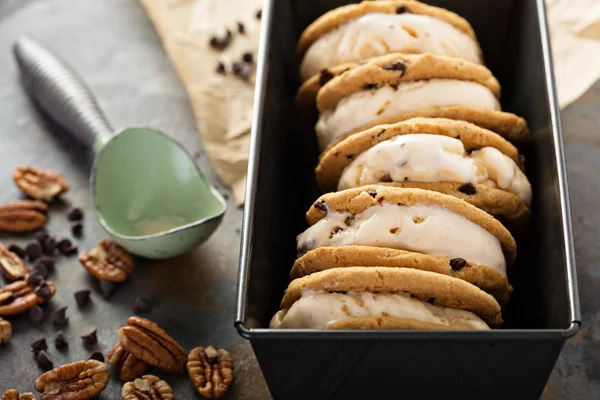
xmin=140 ymin=0 xmax=600 ymax=206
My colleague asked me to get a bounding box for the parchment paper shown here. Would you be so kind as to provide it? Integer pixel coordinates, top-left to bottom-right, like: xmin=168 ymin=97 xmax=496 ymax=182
xmin=140 ymin=0 xmax=600 ymax=205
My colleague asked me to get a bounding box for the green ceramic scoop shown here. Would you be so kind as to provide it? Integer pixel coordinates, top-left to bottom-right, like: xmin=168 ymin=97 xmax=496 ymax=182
xmin=13 ymin=37 xmax=227 ymax=259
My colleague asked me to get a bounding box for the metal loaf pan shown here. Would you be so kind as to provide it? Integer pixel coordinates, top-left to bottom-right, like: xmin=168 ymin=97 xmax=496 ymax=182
xmin=236 ymin=0 xmax=581 ymax=398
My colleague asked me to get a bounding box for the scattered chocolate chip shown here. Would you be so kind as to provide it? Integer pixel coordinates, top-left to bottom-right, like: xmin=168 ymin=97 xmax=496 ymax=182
xmin=380 ymin=174 xmax=393 ymax=183
xmin=8 ymin=244 xmax=25 ymax=258
xmin=74 ymin=290 xmax=91 ymax=307
xmin=427 ymin=297 xmax=435 ymax=304
xmin=71 ymin=222 xmax=83 ymax=237
xmin=383 ymin=61 xmax=407 ymax=74
xmin=363 ymin=83 xmax=378 ymax=90
xmin=209 ymin=30 xmax=233 ymax=51
xmin=31 ymin=337 xmax=48 ymax=354
xmin=67 ymin=207 xmax=84 ymax=221
xmin=27 ymin=273 xmax=45 ymax=286
xmin=314 ymin=200 xmax=328 ymax=212
xmin=32 ymin=263 xmax=48 ymax=279
xmin=88 ymin=352 xmax=105 ymax=362
xmin=55 ymin=331 xmax=68 ymax=349
xmin=256 ymin=9 xmax=262 ymax=19
xmin=81 ymin=329 xmax=97 ymax=345
xmin=216 ymin=62 xmax=226 ymax=75
xmin=25 ymin=242 xmax=43 ymax=261
xmin=35 ymin=282 xmax=52 ymax=299
xmin=99 ymin=280 xmax=116 ymax=300
xmin=36 ymin=256 xmax=55 ymax=269
xmin=396 ymin=5 xmax=409 ymax=13
xmin=52 ymin=306 xmax=68 ymax=326
xmin=35 ymin=230 xmax=49 ymax=244
xmin=29 ymin=306 xmax=44 ymax=325
xmin=237 ymin=21 xmax=246 ymax=34
xmin=450 ymin=258 xmax=467 ymax=271
xmin=242 ymin=52 xmax=254 ymax=63
xmin=58 ymin=238 xmax=77 ymax=255
xmin=319 ymin=69 xmax=334 ymax=86
xmin=232 ymin=61 xmax=252 ymax=80
xmin=42 ymin=237 xmax=57 ymax=255
xmin=36 ymin=350 xmax=54 ymax=371
xmin=367 ymin=190 xmax=377 ymax=198
xmin=458 ymin=183 xmax=477 ymax=195
xmin=133 ymin=297 xmax=151 ymax=314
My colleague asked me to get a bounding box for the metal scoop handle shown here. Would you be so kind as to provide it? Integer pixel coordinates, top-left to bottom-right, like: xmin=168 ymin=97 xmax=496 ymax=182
xmin=12 ymin=37 xmax=113 ymax=151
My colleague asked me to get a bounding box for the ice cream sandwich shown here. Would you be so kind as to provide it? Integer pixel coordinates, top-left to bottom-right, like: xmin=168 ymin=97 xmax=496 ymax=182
xmin=297 ymin=0 xmax=482 ymax=81
xmin=298 ymin=53 xmax=528 ymax=149
xmin=270 ymin=266 xmax=502 ymax=330
xmin=316 ymin=117 xmax=531 ymax=228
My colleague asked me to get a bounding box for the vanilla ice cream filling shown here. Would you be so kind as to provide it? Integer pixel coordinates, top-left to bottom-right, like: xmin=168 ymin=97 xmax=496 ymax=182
xmin=338 ymin=134 xmax=532 ymax=204
xmin=297 ymin=202 xmax=506 ymax=274
xmin=300 ymin=13 xmax=482 ymax=80
xmin=270 ymin=290 xmax=489 ymax=330
xmin=316 ymin=79 xmax=501 ymax=150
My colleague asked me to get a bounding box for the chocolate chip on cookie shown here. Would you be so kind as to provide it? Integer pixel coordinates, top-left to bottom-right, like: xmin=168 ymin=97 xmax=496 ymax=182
xmin=458 ymin=183 xmax=477 ymax=195
xmin=450 ymin=258 xmax=467 ymax=271
xmin=319 ymin=69 xmax=334 ymax=86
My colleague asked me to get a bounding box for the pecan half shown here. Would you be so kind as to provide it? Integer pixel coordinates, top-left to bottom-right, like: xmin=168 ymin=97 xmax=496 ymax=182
xmin=78 ymin=239 xmax=135 ymax=282
xmin=117 ymin=317 xmax=187 ymax=373
xmin=122 ymin=375 xmax=174 ymax=400
xmin=34 ymin=360 xmax=109 ymax=400
xmin=1 ymin=390 xmax=38 ymax=400
xmin=0 ymin=200 xmax=48 ymax=232
xmin=187 ymin=346 xmax=234 ymax=399
xmin=13 ymin=166 xmax=69 ymax=202
xmin=0 ymin=279 xmax=56 ymax=316
xmin=0 ymin=244 xmax=31 ymax=280
xmin=0 ymin=317 xmax=12 ymax=345
xmin=106 ymin=343 xmax=150 ymax=381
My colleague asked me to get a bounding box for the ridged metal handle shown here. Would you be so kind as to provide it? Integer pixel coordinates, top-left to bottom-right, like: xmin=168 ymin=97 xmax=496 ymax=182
xmin=13 ymin=37 xmax=113 ymax=150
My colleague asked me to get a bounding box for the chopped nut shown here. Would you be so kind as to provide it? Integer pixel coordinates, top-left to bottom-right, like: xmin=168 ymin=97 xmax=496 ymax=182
xmin=0 ymin=244 xmax=30 ymax=280
xmin=187 ymin=346 xmax=234 ymax=398
xmin=78 ymin=239 xmax=135 ymax=282
xmin=1 ymin=389 xmax=38 ymax=399
xmin=0 ymin=317 xmax=11 ymax=345
xmin=122 ymin=375 xmax=174 ymax=400
xmin=0 ymin=200 xmax=48 ymax=232
xmin=106 ymin=343 xmax=151 ymax=382
xmin=13 ymin=166 xmax=69 ymax=202
xmin=34 ymin=360 xmax=109 ymax=399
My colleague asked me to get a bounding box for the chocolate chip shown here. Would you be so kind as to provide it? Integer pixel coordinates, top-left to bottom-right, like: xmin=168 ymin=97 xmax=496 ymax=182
xmin=237 ymin=21 xmax=246 ymax=34
xmin=36 ymin=350 xmax=54 ymax=371
xmin=81 ymin=329 xmax=97 ymax=345
xmin=88 ymin=352 xmax=105 ymax=362
xmin=31 ymin=337 xmax=48 ymax=354
xmin=52 ymin=306 xmax=68 ymax=326
xmin=99 ymin=280 xmax=116 ymax=300
xmin=216 ymin=62 xmax=226 ymax=74
xmin=427 ymin=297 xmax=435 ymax=304
xmin=235 ymin=227 xmax=241 ymax=234
xmin=32 ymin=263 xmax=48 ymax=279
xmin=36 ymin=256 xmax=55 ymax=269
xmin=450 ymin=258 xmax=467 ymax=271
xmin=346 ymin=154 xmax=354 ymax=160
xmin=34 ymin=282 xmax=52 ymax=299
xmin=55 ymin=331 xmax=68 ymax=349
xmin=209 ymin=30 xmax=233 ymax=51
xmin=376 ymin=128 xmax=386 ymax=138
xmin=71 ymin=222 xmax=83 ymax=237
xmin=133 ymin=297 xmax=151 ymax=314
xmin=58 ymin=238 xmax=77 ymax=255
xmin=383 ymin=61 xmax=407 ymax=75
xmin=42 ymin=237 xmax=57 ymax=255
xmin=74 ymin=290 xmax=91 ymax=307
xmin=232 ymin=62 xmax=252 ymax=80
xmin=380 ymin=174 xmax=393 ymax=183
xmin=27 ymin=273 xmax=45 ymax=286
xmin=256 ymin=9 xmax=262 ymax=19
xmin=8 ymin=244 xmax=25 ymax=258
xmin=367 ymin=190 xmax=377 ymax=198
xmin=67 ymin=207 xmax=84 ymax=221
xmin=29 ymin=306 xmax=44 ymax=325
xmin=396 ymin=5 xmax=409 ymax=13
xmin=319 ymin=69 xmax=334 ymax=86
xmin=25 ymin=242 xmax=43 ymax=261
xmin=458 ymin=183 xmax=477 ymax=195
xmin=314 ymin=200 xmax=328 ymax=212
xmin=363 ymin=83 xmax=378 ymax=90
xmin=242 ymin=52 xmax=254 ymax=63
xmin=35 ymin=230 xmax=49 ymax=244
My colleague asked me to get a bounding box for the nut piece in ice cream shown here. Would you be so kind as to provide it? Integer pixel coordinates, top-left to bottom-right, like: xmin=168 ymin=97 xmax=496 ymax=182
xmin=187 ymin=346 xmax=234 ymax=399
xmin=0 ymin=200 xmax=48 ymax=232
xmin=78 ymin=239 xmax=135 ymax=283
xmin=13 ymin=166 xmax=69 ymax=202
xmin=0 ymin=244 xmax=31 ymax=280
xmin=34 ymin=360 xmax=109 ymax=400
xmin=122 ymin=375 xmax=174 ymax=400
xmin=106 ymin=343 xmax=150 ymax=382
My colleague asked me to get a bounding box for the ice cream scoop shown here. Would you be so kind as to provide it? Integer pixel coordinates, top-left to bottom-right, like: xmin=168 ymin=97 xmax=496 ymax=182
xmin=13 ymin=37 xmax=226 ymax=259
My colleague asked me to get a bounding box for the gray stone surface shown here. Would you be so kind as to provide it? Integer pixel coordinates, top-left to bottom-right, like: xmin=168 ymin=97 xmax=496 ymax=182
xmin=0 ymin=0 xmax=598 ymax=399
